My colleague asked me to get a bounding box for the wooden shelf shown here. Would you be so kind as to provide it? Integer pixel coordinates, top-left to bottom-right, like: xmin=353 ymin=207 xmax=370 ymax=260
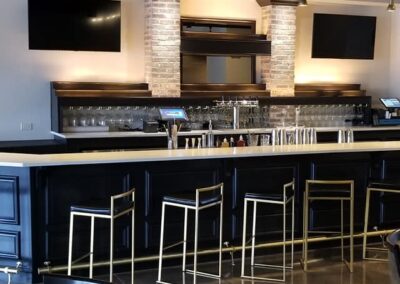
xmin=55 ymin=90 xmax=152 ymax=98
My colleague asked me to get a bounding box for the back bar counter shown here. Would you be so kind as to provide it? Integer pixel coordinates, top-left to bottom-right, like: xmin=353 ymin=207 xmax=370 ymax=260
xmin=2 ymin=142 xmax=400 ymax=283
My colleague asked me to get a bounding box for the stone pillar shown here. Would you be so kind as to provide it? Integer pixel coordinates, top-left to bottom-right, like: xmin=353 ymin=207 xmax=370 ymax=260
xmin=261 ymin=5 xmax=296 ymax=97
xmin=260 ymin=6 xmax=271 ymax=87
xmin=145 ymin=0 xmax=181 ymax=97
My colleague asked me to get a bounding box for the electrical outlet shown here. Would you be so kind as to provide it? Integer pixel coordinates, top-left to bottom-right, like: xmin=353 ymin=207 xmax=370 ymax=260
xmin=20 ymin=122 xmax=33 ymax=131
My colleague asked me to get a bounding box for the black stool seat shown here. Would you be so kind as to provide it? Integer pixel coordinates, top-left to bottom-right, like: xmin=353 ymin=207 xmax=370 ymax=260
xmin=163 ymin=193 xmax=221 ymax=206
xmin=308 ymin=189 xmax=351 ymax=198
xmin=71 ymin=200 xmax=134 ymax=215
xmin=245 ymin=192 xmax=290 ymax=201
xmin=369 ymin=180 xmax=400 ymax=190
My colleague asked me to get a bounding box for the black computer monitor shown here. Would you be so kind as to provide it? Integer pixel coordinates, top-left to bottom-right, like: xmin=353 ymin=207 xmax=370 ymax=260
xmin=159 ymin=108 xmax=189 ymax=121
xmin=380 ymin=98 xmax=400 ymax=109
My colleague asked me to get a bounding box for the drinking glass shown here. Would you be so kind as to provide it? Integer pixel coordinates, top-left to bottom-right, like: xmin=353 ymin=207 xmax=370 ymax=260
xmin=260 ymin=134 xmax=271 ymax=145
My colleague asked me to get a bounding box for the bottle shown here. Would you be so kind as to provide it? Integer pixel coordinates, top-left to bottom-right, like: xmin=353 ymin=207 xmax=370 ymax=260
xmin=229 ymin=136 xmax=235 ymax=147
xmin=295 ymin=106 xmax=301 ymax=127
xmin=171 ymin=123 xmax=178 ymax=149
xmin=185 ymin=138 xmax=189 ymax=149
xmin=237 ymin=135 xmax=246 ymax=147
xmin=215 ymin=137 xmax=221 ymax=148
xmin=207 ymin=120 xmax=214 ymax=148
xmin=221 ymin=137 xmax=229 ymax=148
xmin=202 ymin=134 xmax=207 ymax=148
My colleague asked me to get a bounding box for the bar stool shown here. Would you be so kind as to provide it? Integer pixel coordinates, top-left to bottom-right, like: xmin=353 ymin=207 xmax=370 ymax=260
xmin=67 ymin=188 xmax=135 ymax=283
xmin=363 ymin=181 xmax=400 ymax=261
xmin=301 ymin=180 xmax=354 ymax=272
xmin=241 ymin=180 xmax=295 ymax=282
xmin=157 ymin=183 xmax=223 ymax=284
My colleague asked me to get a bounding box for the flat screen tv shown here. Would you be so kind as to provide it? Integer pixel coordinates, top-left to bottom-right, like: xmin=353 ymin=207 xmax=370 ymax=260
xmin=28 ymin=0 xmax=121 ymax=52
xmin=312 ymin=13 xmax=376 ymax=60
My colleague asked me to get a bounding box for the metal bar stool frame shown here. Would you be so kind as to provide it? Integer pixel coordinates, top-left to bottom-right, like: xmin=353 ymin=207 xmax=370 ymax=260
xmin=241 ymin=180 xmax=295 ymax=282
xmin=362 ymin=186 xmax=400 ymax=261
xmin=67 ymin=188 xmax=135 ymax=284
xmin=157 ymin=183 xmax=224 ymax=284
xmin=301 ymin=180 xmax=354 ymax=272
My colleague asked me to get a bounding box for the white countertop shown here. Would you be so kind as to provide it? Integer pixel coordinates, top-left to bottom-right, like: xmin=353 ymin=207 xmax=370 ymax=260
xmin=52 ymin=126 xmax=400 ymax=139
xmin=1 ymin=141 xmax=400 ymax=167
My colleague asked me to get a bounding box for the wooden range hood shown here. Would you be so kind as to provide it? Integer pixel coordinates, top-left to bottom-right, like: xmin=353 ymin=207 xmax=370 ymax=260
xmin=181 ymin=17 xmax=271 ymax=56
xmin=181 ymin=32 xmax=271 ymax=56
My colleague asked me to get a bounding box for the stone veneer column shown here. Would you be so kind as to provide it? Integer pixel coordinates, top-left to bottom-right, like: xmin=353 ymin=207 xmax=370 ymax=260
xmin=260 ymin=6 xmax=271 ymax=86
xmin=145 ymin=0 xmax=181 ymax=97
xmin=261 ymin=5 xmax=296 ymax=97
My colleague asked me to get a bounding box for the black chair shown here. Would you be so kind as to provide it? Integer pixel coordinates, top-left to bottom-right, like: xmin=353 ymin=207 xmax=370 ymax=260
xmin=386 ymin=229 xmax=400 ymax=284
xmin=302 ymin=179 xmax=354 ymax=272
xmin=157 ymin=183 xmax=224 ymax=284
xmin=363 ymin=180 xmax=400 ymax=261
xmin=43 ymin=274 xmax=111 ymax=284
xmin=68 ymin=189 xmax=135 ymax=283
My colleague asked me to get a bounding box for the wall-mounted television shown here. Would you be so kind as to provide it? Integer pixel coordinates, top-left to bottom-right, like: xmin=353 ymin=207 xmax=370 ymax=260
xmin=312 ymin=13 xmax=376 ymax=60
xmin=28 ymin=0 xmax=121 ymax=52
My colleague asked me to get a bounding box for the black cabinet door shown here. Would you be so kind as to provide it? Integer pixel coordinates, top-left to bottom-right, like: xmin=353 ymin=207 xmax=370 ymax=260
xmin=40 ymin=164 xmax=134 ymax=265
xmin=230 ymin=157 xmax=299 ymax=243
xmin=308 ymin=153 xmax=370 ymax=231
xmin=374 ymin=151 xmax=400 ymax=227
xmin=0 ymin=167 xmax=34 ymax=284
xmin=137 ymin=159 xmax=223 ymax=252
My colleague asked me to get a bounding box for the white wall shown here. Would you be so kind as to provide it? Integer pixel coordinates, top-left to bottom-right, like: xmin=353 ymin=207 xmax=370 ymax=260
xmin=181 ymin=0 xmax=262 ymax=33
xmin=295 ymin=4 xmax=392 ymax=105
xmin=389 ymin=12 xmax=400 ymax=98
xmin=0 ymin=0 xmax=398 ymax=141
xmin=0 ymin=0 xmax=145 ymax=141
xmin=181 ymin=0 xmax=264 ymax=83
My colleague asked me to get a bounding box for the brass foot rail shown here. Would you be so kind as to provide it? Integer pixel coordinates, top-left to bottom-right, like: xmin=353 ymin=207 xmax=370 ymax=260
xmin=38 ymin=229 xmax=393 ymax=275
xmin=0 ymin=262 xmax=22 ymax=284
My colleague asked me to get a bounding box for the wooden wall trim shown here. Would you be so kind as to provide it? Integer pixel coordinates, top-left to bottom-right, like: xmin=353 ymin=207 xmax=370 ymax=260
xmin=52 ymin=82 xmax=149 ymax=91
xmin=295 ymin=83 xmax=366 ymax=97
xmin=256 ymin=0 xmax=300 ymax=6
xmin=51 ymin=82 xmax=152 ymax=98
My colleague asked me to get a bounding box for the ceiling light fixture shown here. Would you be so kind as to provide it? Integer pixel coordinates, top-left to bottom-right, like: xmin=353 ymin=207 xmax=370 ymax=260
xmin=299 ymin=0 xmax=308 ymax=6
xmin=387 ymin=0 xmax=396 ymax=11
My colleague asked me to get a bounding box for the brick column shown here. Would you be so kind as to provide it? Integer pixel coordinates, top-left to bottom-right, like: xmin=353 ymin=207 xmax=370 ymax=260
xmin=260 ymin=7 xmax=271 ymax=87
xmin=261 ymin=5 xmax=296 ymax=97
xmin=145 ymin=0 xmax=181 ymax=97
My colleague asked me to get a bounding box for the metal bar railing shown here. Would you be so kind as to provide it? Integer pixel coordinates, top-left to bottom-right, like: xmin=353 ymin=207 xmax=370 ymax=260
xmin=37 ymin=229 xmax=394 ymax=275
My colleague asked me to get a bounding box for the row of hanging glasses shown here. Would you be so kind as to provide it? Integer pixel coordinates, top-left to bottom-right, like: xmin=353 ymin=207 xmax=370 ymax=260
xmin=183 ymin=105 xmax=270 ymax=129
xmin=298 ymin=104 xmax=360 ymax=127
xmin=62 ymin=104 xmax=365 ymax=131
xmin=183 ymin=106 xmax=233 ymax=129
xmin=62 ymin=106 xmax=159 ymax=130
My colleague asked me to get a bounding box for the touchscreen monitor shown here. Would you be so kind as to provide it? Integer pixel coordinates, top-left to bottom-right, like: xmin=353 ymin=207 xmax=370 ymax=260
xmin=380 ymin=98 xmax=400 ymax=109
xmin=159 ymin=108 xmax=189 ymax=121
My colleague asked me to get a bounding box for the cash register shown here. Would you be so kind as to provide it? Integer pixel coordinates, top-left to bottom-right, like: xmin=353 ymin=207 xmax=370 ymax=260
xmin=373 ymin=98 xmax=400 ymax=126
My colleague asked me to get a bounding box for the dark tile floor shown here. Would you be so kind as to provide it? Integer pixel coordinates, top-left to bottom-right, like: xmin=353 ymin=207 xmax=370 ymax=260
xmin=108 ymin=246 xmax=395 ymax=284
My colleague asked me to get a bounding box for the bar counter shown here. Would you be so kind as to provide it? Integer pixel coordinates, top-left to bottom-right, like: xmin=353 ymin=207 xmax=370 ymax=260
xmin=1 ymin=141 xmax=400 ymax=167
xmin=1 ymin=141 xmax=400 ymax=283
xmin=52 ymin=125 xmax=400 ymax=140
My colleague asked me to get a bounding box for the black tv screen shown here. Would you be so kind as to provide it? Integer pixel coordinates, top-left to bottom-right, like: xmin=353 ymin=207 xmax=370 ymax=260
xmin=312 ymin=13 xmax=376 ymax=59
xmin=28 ymin=0 xmax=121 ymax=52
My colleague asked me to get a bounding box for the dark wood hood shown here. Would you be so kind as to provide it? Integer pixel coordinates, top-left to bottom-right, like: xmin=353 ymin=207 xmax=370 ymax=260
xmin=256 ymin=0 xmax=300 ymax=6
xmin=181 ymin=17 xmax=271 ymax=56
xmin=181 ymin=32 xmax=271 ymax=56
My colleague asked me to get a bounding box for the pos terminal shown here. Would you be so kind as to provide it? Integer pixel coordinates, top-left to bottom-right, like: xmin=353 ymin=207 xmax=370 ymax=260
xmin=159 ymin=108 xmax=188 ymax=149
xmin=374 ymin=98 xmax=400 ymax=125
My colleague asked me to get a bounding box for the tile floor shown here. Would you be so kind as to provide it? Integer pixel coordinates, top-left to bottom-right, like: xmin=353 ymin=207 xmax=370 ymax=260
xmin=107 ymin=246 xmax=395 ymax=284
